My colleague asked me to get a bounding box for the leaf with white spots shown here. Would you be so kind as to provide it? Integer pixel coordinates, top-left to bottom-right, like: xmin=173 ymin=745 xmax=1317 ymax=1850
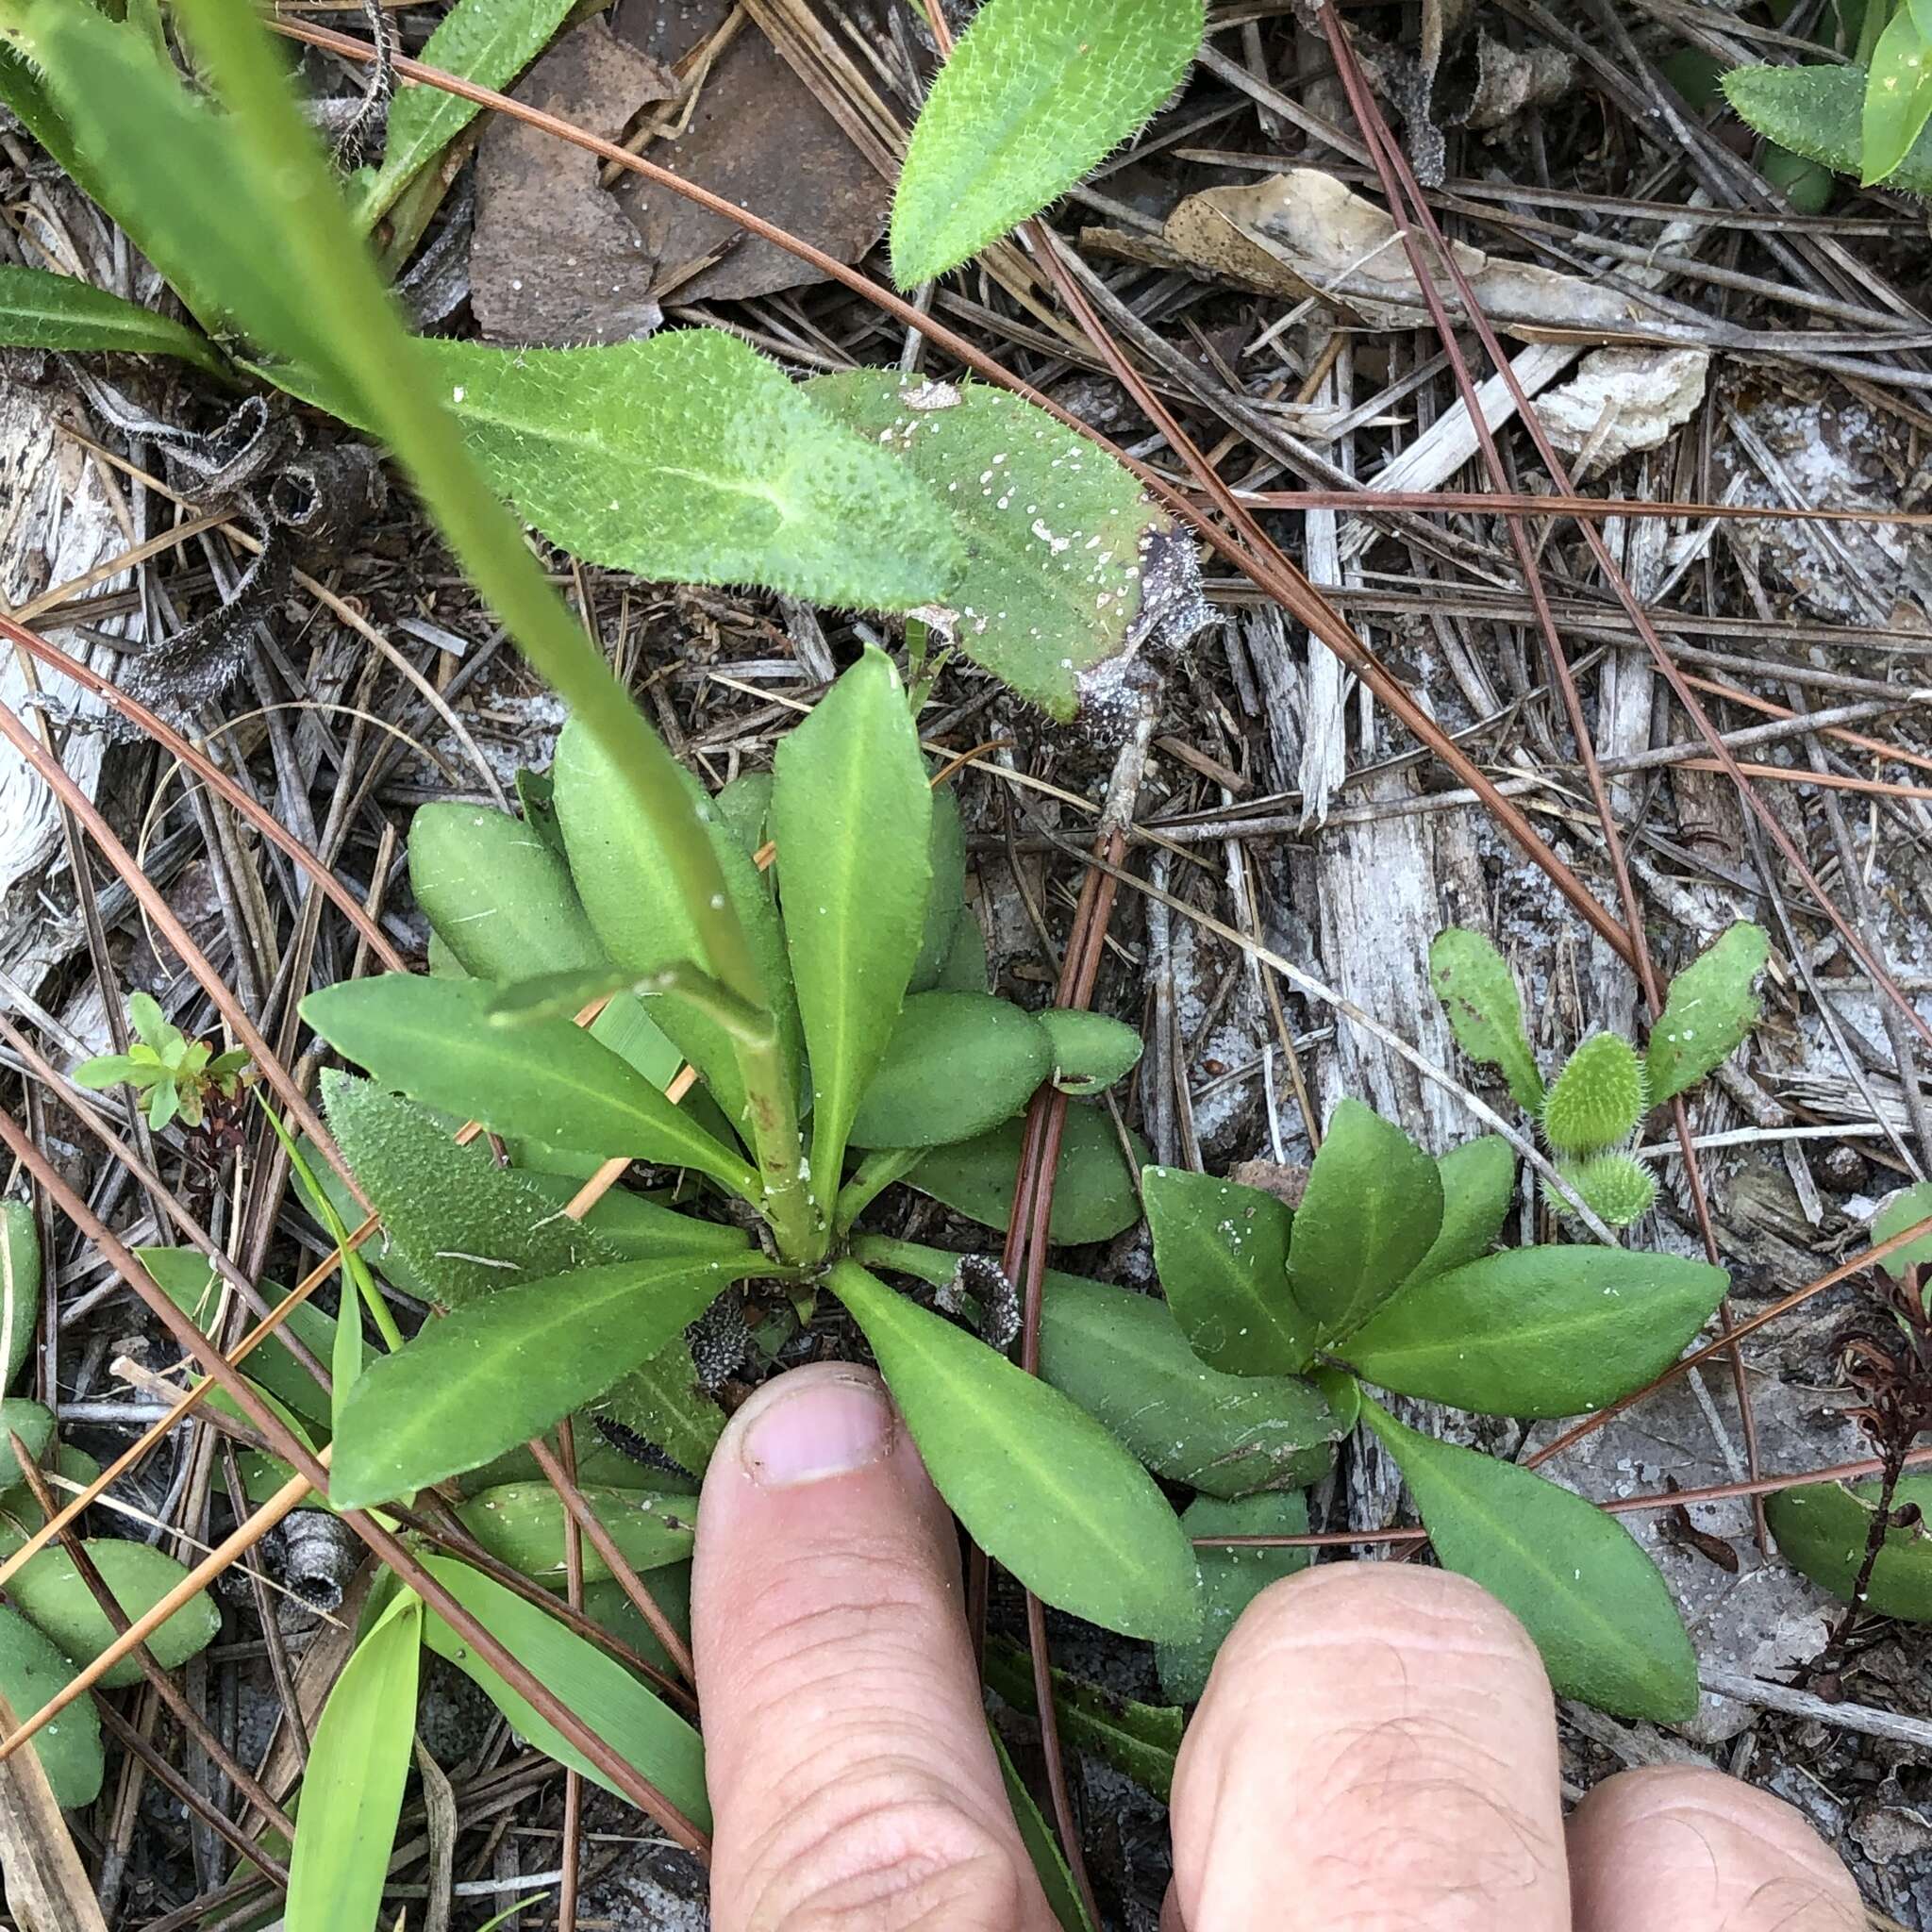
xmin=805 ymin=373 xmax=1206 ymax=721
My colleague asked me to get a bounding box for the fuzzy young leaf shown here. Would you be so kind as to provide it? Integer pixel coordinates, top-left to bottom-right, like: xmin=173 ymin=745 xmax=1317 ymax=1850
xmin=0 ymin=264 xmax=223 ymax=373
xmin=1037 ymin=1009 xmax=1143 ymax=1096
xmin=1428 ymin=929 xmax=1544 ymax=1112
xmin=1645 ymin=923 xmax=1770 ymax=1105
xmin=1362 ymin=1399 xmax=1698 ymax=1720
xmin=302 ymin=974 xmax=757 ymax=1197
xmin=0 ymin=1539 xmax=221 ymax=1690
xmin=457 ymin=1482 xmax=694 ymax=1585
xmin=1551 ymin=1153 xmax=1657 ymax=1230
xmin=909 ymin=1106 xmax=1145 ymax=1244
xmin=848 ymin=992 xmax=1051 ymax=1148
xmin=1724 ymin=62 xmax=1932 ymax=192
xmin=805 ymin=373 xmax=1198 ymax=720
xmin=418 ymin=1555 xmax=709 ymax=1820
xmin=1872 ymin=1180 xmax=1932 ymax=1277
xmin=1157 ymin=1490 xmax=1310 ymax=1704
xmin=774 ymin=650 xmax=933 ymax=1200
xmin=1344 ymin=1245 xmax=1727 ymax=1418
xmin=1408 ymin=1136 xmax=1515 ymax=1286
xmin=1 ymin=1202 xmax=40 ymax=1395
xmin=891 ymin=0 xmax=1205 ymax=284
xmin=1863 ymin=6 xmax=1932 ymax=182
xmin=285 ymin=1594 xmax=422 ymax=1932
xmin=1286 ymin=1100 xmax=1442 ymax=1342
xmin=828 ymin=1261 xmax=1202 ymax=1641
xmin=329 ymin=1255 xmax=767 ymax=1509
xmin=1142 ymin=1168 xmax=1312 ymax=1375
xmin=1765 ymin=1475 xmax=1932 ymax=1619
xmin=0 ymin=1604 xmax=104 ymax=1807
xmin=1542 ymin=1034 xmax=1648 ymax=1157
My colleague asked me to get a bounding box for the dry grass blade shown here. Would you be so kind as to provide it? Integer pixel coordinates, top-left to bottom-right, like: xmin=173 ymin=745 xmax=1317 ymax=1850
xmin=0 ymin=1689 xmax=110 ymax=1932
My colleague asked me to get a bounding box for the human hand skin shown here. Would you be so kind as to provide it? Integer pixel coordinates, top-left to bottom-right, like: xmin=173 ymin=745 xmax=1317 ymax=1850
xmin=692 ymin=1361 xmax=1863 ymax=1931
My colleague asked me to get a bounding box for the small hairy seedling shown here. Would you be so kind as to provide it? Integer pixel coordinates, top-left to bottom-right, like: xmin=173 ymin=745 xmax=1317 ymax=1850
xmin=1541 ymin=1034 xmax=1649 ymax=1158
xmin=1550 ymin=1153 xmax=1659 ymax=1232
xmin=71 ymin=993 xmax=249 ymax=1132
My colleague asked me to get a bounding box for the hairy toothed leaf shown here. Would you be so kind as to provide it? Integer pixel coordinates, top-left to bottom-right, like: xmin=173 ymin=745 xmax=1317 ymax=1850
xmin=1724 ymin=62 xmax=1932 ymax=192
xmin=0 ymin=264 xmax=223 ymax=373
xmin=1142 ymin=1168 xmax=1312 ymax=1375
xmin=1872 ymin=1180 xmax=1932 ymax=1276
xmin=1407 ymin=1135 xmax=1516 ymax=1286
xmin=1362 ymin=1399 xmax=1698 ymax=1720
xmin=1 ymin=1202 xmax=41 ymax=1396
xmin=329 ymin=1254 xmax=766 ymax=1508
xmin=1036 ymin=1010 xmax=1142 ymax=1096
xmin=1286 ymin=1100 xmax=1442 ymax=1342
xmin=891 ymin=0 xmax=1206 ymax=284
xmin=352 ymin=0 xmax=577 ymax=224
xmin=302 ymin=974 xmax=756 ymax=1196
xmin=1551 ymin=1153 xmax=1658 ymax=1229
xmin=285 ymin=1594 xmax=422 ymax=1932
xmin=848 ymin=992 xmax=1051 ymax=1148
xmin=1765 ymin=1476 xmax=1932 ymax=1619
xmin=1542 ymin=1034 xmax=1648 ymax=1157
xmin=1428 ymin=929 xmax=1544 ymax=1112
xmin=1157 ymin=1490 xmax=1311 ymax=1704
xmin=774 ymin=649 xmax=933 ymax=1198
xmin=1645 ymin=922 xmax=1770 ymax=1104
xmin=1863 ymin=6 xmax=1932 ymax=182
xmin=828 ymin=1261 xmax=1202 ymax=1641
xmin=806 ymin=372 xmax=1200 ymax=720
xmin=457 ymin=1482 xmax=694 ymax=1586
xmin=908 ymin=1106 xmax=1146 ymax=1244
xmin=1344 ymin=1245 xmax=1727 ymax=1418
xmin=0 ymin=1604 xmax=104 ymax=1807
xmin=418 ymin=1555 xmax=709 ymax=1819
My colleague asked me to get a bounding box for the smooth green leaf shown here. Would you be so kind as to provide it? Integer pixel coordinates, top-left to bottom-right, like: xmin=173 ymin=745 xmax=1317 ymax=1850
xmin=1646 ymin=923 xmax=1770 ymax=1104
xmin=1143 ymin=1167 xmax=1311 ymax=1375
xmin=991 ymin=1726 xmax=1094 ymax=1932
xmin=1286 ymin=1100 xmax=1442 ymax=1342
xmin=0 ymin=263 xmax=223 ymax=373
xmin=303 ymin=974 xmax=756 ymax=1196
xmin=1409 ymin=1136 xmax=1515 ymax=1286
xmin=849 ymin=992 xmax=1051 ymax=1147
xmin=418 ymin=1555 xmax=709 ymax=1822
xmin=982 ymin=1637 xmax=1183 ymax=1800
xmin=321 ymin=1078 xmax=724 ymax=1473
xmin=829 ymin=1261 xmax=1202 ymax=1641
xmin=934 ymin=911 xmax=991 ymax=993
xmin=909 ymin=1106 xmax=1145 ymax=1244
xmin=1872 ymin=1180 xmax=1932 ymax=1276
xmin=285 ymin=1594 xmax=422 ymax=1932
xmin=0 ymin=1538 xmax=222 ymax=1690
xmin=1036 ymin=1009 xmax=1142 ymax=1096
xmin=1766 ymin=1475 xmax=1932 ymax=1619
xmin=1362 ymin=1398 xmax=1698 ymax=1720
xmin=1344 ymin=1246 xmax=1728 ymax=1418
xmin=806 ymin=372 xmax=1190 ymax=720
xmin=1157 ymin=1489 xmax=1310 ymax=1704
xmin=329 ymin=1254 xmax=765 ymax=1507
xmin=0 ymin=1400 xmax=53 ymax=1488
xmin=354 ymin=0 xmax=576 ymax=223
xmin=457 ymin=1482 xmax=694 ymax=1585
xmin=891 ymin=0 xmax=1205 ymax=284
xmin=714 ymin=771 xmax=774 ymax=862
xmin=1428 ymin=928 xmax=1544 ymax=1113
xmin=1863 ymin=5 xmax=1932 ymax=181
xmin=1724 ymin=60 xmax=1932 ymax=191
xmin=127 ymin=993 xmax=169 ymax=1052
xmin=2 ymin=1201 xmax=41 ymax=1394
xmin=581 ymin=1562 xmax=692 ymax=1677
xmin=774 ymin=650 xmax=933 ymax=1198
xmin=69 ymin=1054 xmax=146 ymax=1091
xmin=0 ymin=1603 xmax=104 ymax=1807
xmin=1543 ymin=1034 xmax=1649 ymax=1156
xmin=908 ymin=784 xmax=967 ymax=992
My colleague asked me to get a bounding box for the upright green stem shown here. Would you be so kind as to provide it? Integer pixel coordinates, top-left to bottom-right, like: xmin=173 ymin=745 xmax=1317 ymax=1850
xmin=834 ymin=1150 xmax=927 ymax=1236
xmin=848 ymin=1231 xmax=959 ymax=1287
xmin=734 ymin=1033 xmax=822 ymax=1264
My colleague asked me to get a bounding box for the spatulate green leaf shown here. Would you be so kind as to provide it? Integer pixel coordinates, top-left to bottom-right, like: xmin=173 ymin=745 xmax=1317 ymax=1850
xmin=0 ymin=1401 xmax=54 ymax=1488
xmin=774 ymin=650 xmax=933 ymax=1198
xmin=848 ymin=992 xmax=1050 ymax=1148
xmin=908 ymin=785 xmax=968 ymax=991
xmin=329 ymin=1254 xmax=766 ymax=1508
xmin=0 ymin=1539 xmax=222 ymax=1690
xmin=1362 ymin=1398 xmax=1698 ymax=1720
xmin=0 ymin=1603 xmax=104 ymax=1807
xmin=828 ymin=1261 xmax=1201 ymax=1641
xmin=1408 ymin=1136 xmax=1515 ymax=1285
xmin=1766 ymin=1475 xmax=1932 ymax=1619
xmin=1428 ymin=928 xmax=1544 ymax=1112
xmin=0 ymin=264 xmax=223 ymax=372
xmin=1158 ymin=1490 xmax=1310 ymax=1704
xmin=2 ymin=1201 xmax=41 ymax=1395
xmin=458 ymin=1482 xmax=694 ymax=1585
xmin=1286 ymin=1101 xmax=1442 ymax=1342
xmin=1645 ymin=922 xmax=1770 ymax=1104
xmin=1345 ymin=1246 xmax=1728 ymax=1418
xmin=1724 ymin=61 xmax=1932 ymax=192
xmin=285 ymin=1594 xmax=422 ymax=1932
xmin=1863 ymin=6 xmax=1932 ymax=182
xmin=418 ymin=1555 xmax=709 ymax=1821
xmin=891 ymin=0 xmax=1206 ymax=284
xmin=1037 ymin=1010 xmax=1142 ymax=1096
xmin=909 ymin=1107 xmax=1145 ymax=1244
xmin=1143 ymin=1168 xmax=1311 ymax=1374
xmin=1872 ymin=1180 xmax=1932 ymax=1276
xmin=806 ymin=372 xmax=1195 ymax=720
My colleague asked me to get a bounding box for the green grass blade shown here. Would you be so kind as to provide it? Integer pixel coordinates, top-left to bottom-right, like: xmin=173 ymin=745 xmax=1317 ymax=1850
xmin=0 ymin=264 xmax=224 ymax=372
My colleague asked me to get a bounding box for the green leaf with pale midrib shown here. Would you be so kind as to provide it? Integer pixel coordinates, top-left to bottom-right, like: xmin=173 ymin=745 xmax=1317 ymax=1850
xmin=458 ymin=1481 xmax=694 ymax=1584
xmin=1724 ymin=62 xmax=1932 ymax=192
xmin=829 ymin=1260 xmax=1202 ymax=1641
xmin=1429 ymin=928 xmax=1544 ymax=1112
xmin=1362 ymin=1397 xmax=1698 ymax=1721
xmin=891 ymin=0 xmax=1207 ymax=285
xmin=329 ymin=1254 xmax=769 ymax=1508
xmin=848 ymin=992 xmax=1051 ymax=1148
xmin=908 ymin=1107 xmax=1145 ymax=1244
xmin=1157 ymin=1490 xmax=1310 ymax=1704
xmin=1765 ymin=1475 xmax=1932 ymax=1619
xmin=1645 ymin=922 xmax=1769 ymax=1105
xmin=1407 ymin=1135 xmax=1514 ymax=1285
xmin=0 ymin=264 xmax=224 ymax=373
